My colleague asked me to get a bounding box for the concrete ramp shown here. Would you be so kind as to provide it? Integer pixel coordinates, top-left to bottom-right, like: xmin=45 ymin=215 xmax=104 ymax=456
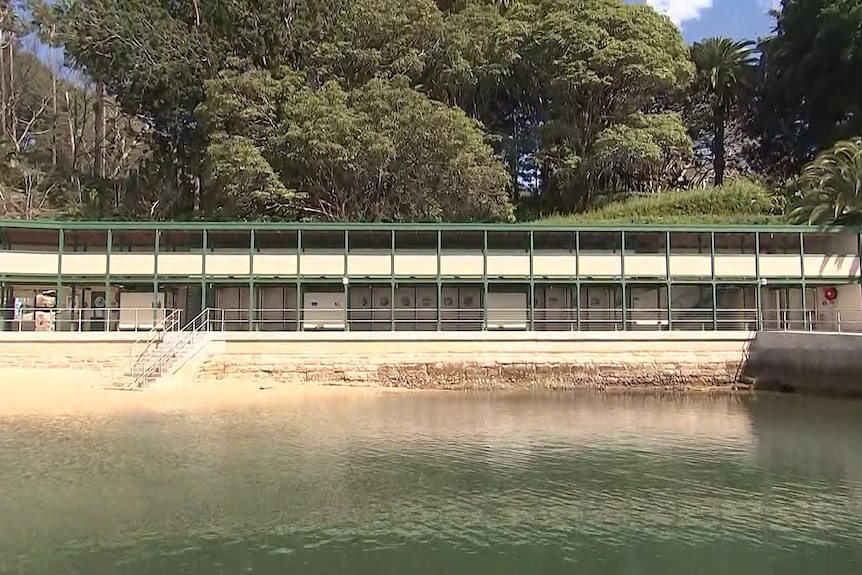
xmin=743 ymin=331 xmax=862 ymax=397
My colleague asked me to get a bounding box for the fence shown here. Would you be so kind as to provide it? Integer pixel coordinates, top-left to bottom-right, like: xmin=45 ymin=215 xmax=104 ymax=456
xmin=0 ymin=307 xmax=177 ymax=333
xmin=201 ymin=307 xmax=862 ymax=333
xmin=3 ymin=306 xmax=861 ymax=334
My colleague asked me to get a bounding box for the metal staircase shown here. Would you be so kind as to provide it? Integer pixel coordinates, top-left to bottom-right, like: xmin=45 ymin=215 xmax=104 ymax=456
xmin=120 ymin=308 xmax=213 ymax=389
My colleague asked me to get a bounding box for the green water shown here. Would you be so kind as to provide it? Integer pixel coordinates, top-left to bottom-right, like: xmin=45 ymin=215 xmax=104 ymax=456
xmin=1 ymin=391 xmax=861 ymax=574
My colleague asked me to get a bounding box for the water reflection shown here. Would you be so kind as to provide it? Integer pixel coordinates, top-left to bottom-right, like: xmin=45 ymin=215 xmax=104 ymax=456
xmin=1 ymin=391 xmax=860 ymax=574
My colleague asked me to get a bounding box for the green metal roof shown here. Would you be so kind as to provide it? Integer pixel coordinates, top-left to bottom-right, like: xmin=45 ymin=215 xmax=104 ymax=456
xmin=0 ymin=219 xmax=858 ymax=233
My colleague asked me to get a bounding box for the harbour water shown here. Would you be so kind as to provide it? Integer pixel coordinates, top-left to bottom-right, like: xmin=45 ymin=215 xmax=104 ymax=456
xmin=1 ymin=390 xmax=861 ymax=574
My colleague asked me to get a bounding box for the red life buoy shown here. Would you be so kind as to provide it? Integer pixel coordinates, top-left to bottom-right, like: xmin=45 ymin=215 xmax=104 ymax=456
xmin=824 ymin=286 xmax=838 ymax=301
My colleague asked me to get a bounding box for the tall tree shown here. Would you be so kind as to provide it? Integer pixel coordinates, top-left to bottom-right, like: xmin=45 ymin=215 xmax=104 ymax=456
xmin=197 ymin=71 xmax=514 ymax=221
xmin=427 ymin=0 xmax=694 ymax=211
xmin=690 ymin=37 xmax=758 ymax=186
xmin=753 ymin=0 xmax=862 ymax=178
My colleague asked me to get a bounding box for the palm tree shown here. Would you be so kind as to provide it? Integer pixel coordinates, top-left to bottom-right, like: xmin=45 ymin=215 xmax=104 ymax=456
xmin=690 ymin=37 xmax=759 ymax=186
xmin=789 ymin=138 xmax=862 ymax=225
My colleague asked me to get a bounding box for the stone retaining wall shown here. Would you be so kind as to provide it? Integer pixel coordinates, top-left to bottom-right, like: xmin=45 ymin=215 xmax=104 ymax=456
xmin=0 ymin=339 xmax=147 ymax=375
xmin=198 ymin=338 xmax=750 ymax=390
xmin=0 ymin=332 xmax=753 ymax=391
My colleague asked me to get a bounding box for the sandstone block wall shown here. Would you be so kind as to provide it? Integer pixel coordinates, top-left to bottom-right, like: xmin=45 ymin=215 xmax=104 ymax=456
xmin=0 ymin=341 xmax=147 ymax=375
xmin=198 ymin=338 xmax=750 ymax=390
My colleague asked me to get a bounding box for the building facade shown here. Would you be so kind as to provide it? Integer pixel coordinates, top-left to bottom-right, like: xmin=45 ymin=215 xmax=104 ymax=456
xmin=1 ymin=220 xmax=861 ymax=333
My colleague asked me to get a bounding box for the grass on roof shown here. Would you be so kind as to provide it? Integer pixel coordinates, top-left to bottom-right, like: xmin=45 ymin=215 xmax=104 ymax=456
xmin=534 ymin=181 xmax=786 ymax=225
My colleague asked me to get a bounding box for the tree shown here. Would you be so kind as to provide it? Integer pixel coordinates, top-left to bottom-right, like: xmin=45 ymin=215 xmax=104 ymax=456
xmin=37 ymin=0 xmax=449 ymax=218
xmin=753 ymin=0 xmax=862 ymax=178
xmin=197 ymin=71 xmax=514 ymax=222
xmin=690 ymin=37 xmax=758 ymax=186
xmin=425 ymin=0 xmax=694 ymax=212
xmin=788 ymin=138 xmax=862 ymax=225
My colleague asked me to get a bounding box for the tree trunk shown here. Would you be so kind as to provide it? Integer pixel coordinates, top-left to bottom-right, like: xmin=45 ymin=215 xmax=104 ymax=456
xmin=94 ymin=82 xmax=106 ymax=178
xmin=713 ymin=109 xmax=726 ymax=186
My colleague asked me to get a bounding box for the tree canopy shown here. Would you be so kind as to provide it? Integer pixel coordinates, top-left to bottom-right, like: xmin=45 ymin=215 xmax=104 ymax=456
xmin=0 ymin=0 xmax=856 ymax=225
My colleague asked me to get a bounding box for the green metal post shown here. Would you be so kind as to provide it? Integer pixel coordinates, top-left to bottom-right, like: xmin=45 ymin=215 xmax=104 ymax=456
xmin=528 ymin=231 xmax=535 ymax=331
xmin=201 ymin=229 xmax=208 ymax=311
xmin=296 ymin=230 xmax=302 ymax=332
xmin=574 ymin=230 xmax=580 ymax=330
xmin=755 ymin=232 xmax=763 ymax=330
xmin=390 ymin=229 xmax=395 ymax=331
xmin=482 ymin=230 xmax=488 ymax=331
xmin=343 ymin=229 xmax=349 ymax=331
xmin=710 ymin=231 xmax=717 ymax=331
xmin=56 ymin=229 xmax=63 ymax=328
xmin=105 ymin=229 xmax=112 ymax=331
xmin=249 ymin=229 xmax=256 ymax=331
xmin=800 ymin=231 xmax=807 ymax=329
xmin=666 ymin=231 xmax=673 ymax=330
xmin=153 ymin=229 xmax=160 ymax=330
xmin=436 ymin=229 xmax=442 ymax=331
xmin=620 ymin=231 xmax=626 ymax=331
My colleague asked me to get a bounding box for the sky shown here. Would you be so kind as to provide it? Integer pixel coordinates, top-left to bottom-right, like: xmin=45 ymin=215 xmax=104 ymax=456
xmin=641 ymin=0 xmax=779 ymax=42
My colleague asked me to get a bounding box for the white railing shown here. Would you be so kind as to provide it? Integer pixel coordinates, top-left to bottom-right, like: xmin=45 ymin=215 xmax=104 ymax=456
xmin=199 ymin=306 xmax=862 ymax=333
xmin=127 ymin=308 xmax=182 ymax=378
xmin=131 ymin=308 xmax=213 ymax=388
xmin=0 ymin=307 xmax=176 ymax=332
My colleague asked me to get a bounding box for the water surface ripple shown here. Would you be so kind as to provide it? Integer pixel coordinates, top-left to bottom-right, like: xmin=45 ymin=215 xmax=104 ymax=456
xmin=1 ymin=391 xmax=861 ymax=574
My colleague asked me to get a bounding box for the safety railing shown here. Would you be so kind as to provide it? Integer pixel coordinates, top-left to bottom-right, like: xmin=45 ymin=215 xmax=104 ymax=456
xmin=131 ymin=308 xmax=213 ymax=388
xmin=198 ymin=307 xmax=862 ymax=333
xmin=128 ymin=308 xmax=182 ymax=378
xmin=761 ymin=308 xmax=862 ymax=333
xmin=0 ymin=307 xmax=177 ymax=332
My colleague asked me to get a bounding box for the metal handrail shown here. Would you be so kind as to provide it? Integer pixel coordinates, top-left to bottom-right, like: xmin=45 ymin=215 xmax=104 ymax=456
xmin=0 ymin=307 xmax=177 ymax=332
xmin=201 ymin=306 xmax=862 ymax=332
xmin=133 ymin=308 xmax=212 ymax=387
xmin=128 ymin=309 xmax=182 ymax=374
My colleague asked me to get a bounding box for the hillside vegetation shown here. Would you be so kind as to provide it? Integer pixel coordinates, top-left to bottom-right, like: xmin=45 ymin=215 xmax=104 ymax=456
xmin=0 ymin=1 xmax=857 ymax=225
xmin=541 ymin=182 xmax=783 ymax=225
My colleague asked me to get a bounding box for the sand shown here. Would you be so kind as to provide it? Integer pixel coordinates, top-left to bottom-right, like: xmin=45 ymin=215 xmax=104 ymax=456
xmin=0 ymin=369 xmax=401 ymax=417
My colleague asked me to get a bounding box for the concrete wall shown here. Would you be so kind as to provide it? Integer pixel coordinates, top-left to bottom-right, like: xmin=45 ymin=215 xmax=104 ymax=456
xmin=742 ymin=331 xmax=862 ymax=396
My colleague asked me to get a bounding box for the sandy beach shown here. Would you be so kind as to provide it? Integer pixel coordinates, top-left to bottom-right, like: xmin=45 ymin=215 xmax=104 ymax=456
xmin=0 ymin=369 xmax=406 ymax=417
xmin=1 ymin=367 xmax=749 ymax=419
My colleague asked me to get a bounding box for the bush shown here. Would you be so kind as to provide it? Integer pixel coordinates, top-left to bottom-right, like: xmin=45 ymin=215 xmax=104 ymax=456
xmin=535 ymin=181 xmax=784 ymax=225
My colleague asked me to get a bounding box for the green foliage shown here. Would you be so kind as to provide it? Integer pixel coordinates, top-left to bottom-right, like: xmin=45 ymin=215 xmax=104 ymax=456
xmin=753 ymin=0 xmax=862 ymax=177
xmin=691 ymin=38 xmax=758 ymax=112
xmin=788 ymin=138 xmax=862 ymax=225
xmin=539 ymin=181 xmax=782 ymax=225
xmin=590 ymin=112 xmax=692 ymax=193
xmin=198 ymin=71 xmax=513 ymax=222
xmin=690 ymin=37 xmax=758 ymax=186
xmin=514 ymin=0 xmax=695 ymax=208
xmin=8 ymin=0 xmax=856 ymax=225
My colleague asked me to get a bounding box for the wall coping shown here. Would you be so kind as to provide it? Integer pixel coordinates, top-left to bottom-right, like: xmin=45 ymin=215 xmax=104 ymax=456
xmin=0 ymin=332 xmax=145 ymax=343
xmin=210 ymin=330 xmax=756 ymax=343
xmin=0 ymin=330 xmax=756 ymax=344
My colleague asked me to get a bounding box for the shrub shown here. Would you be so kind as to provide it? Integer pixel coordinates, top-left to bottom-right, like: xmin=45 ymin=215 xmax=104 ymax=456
xmin=535 ymin=181 xmax=783 ymax=225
